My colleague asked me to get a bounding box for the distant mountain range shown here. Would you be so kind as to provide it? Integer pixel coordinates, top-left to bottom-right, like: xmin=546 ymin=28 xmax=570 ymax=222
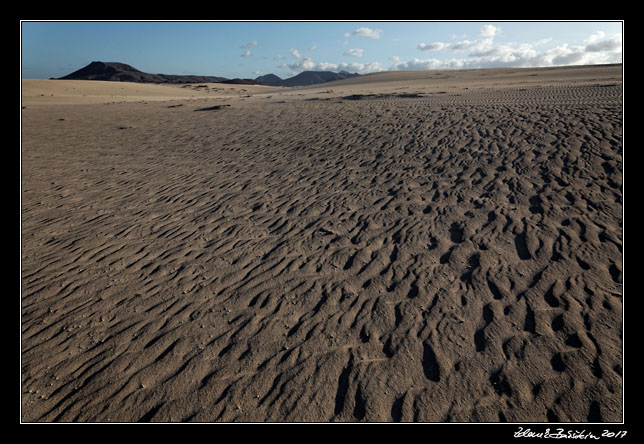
xmin=57 ymin=61 xmax=360 ymax=87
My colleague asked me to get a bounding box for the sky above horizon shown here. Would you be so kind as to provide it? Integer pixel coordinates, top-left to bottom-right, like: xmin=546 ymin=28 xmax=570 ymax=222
xmin=21 ymin=21 xmax=623 ymax=80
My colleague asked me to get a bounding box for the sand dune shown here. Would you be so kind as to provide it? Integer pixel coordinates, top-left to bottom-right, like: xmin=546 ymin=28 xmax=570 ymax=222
xmin=21 ymin=64 xmax=623 ymax=422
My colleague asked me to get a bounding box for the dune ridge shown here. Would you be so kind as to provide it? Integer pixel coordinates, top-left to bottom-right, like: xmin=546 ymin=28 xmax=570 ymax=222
xmin=21 ymin=64 xmax=622 ymax=422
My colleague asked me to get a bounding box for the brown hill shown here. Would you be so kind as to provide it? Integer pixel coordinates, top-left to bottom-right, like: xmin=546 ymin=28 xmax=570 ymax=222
xmin=59 ymin=62 xmax=360 ymax=87
xmin=59 ymin=61 xmax=228 ymax=84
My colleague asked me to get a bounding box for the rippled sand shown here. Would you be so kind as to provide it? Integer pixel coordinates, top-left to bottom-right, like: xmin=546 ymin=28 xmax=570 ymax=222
xmin=21 ymin=64 xmax=623 ymax=422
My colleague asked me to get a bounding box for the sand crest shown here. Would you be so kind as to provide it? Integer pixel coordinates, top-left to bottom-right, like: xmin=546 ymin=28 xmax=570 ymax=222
xmin=21 ymin=64 xmax=622 ymax=422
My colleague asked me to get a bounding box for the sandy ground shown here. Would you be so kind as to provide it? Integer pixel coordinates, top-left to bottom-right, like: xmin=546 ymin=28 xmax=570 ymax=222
xmin=21 ymin=65 xmax=623 ymax=423
xmin=21 ymin=79 xmax=284 ymax=105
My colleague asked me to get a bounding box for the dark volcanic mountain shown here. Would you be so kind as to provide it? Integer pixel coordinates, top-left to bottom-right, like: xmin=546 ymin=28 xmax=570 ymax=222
xmin=58 ymin=62 xmax=360 ymax=87
xmin=58 ymin=61 xmax=142 ymax=81
xmin=254 ymin=73 xmax=283 ymax=86
xmin=277 ymin=70 xmax=360 ymax=86
xmin=59 ymin=61 xmax=229 ymax=84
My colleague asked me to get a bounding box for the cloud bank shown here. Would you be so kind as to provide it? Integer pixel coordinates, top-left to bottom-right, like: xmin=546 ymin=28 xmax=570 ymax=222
xmin=409 ymin=25 xmax=621 ymax=70
xmin=277 ymin=25 xmax=621 ymax=76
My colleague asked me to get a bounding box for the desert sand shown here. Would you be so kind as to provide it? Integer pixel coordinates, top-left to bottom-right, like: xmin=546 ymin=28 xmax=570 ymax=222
xmin=21 ymin=64 xmax=623 ymax=422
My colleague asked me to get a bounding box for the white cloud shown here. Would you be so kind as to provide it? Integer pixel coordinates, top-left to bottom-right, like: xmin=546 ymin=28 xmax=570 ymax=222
xmin=408 ymin=30 xmax=621 ymax=70
xmin=585 ymin=34 xmax=621 ymax=53
xmin=480 ymin=25 xmax=500 ymax=38
xmin=419 ymin=24 xmax=498 ymax=55
xmin=417 ymin=42 xmax=448 ymax=51
xmin=418 ymin=29 xmax=496 ymax=55
xmin=586 ymin=31 xmax=605 ymax=44
xmin=391 ymin=57 xmax=467 ymax=71
xmin=241 ymin=50 xmax=251 ymax=57
xmin=282 ymin=54 xmax=315 ymax=72
xmin=281 ymin=55 xmax=384 ymax=75
xmin=342 ymin=61 xmax=385 ymax=73
xmin=309 ymin=43 xmax=318 ymax=51
xmin=241 ymin=41 xmax=258 ymax=48
xmin=343 ymin=48 xmax=364 ymax=58
xmin=452 ymin=38 xmax=494 ymax=54
xmin=352 ymin=27 xmax=382 ymax=39
xmin=290 ymin=48 xmax=301 ymax=59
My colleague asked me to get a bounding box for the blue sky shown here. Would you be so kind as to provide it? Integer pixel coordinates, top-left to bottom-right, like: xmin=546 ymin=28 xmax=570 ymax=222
xmin=21 ymin=21 xmax=623 ymax=79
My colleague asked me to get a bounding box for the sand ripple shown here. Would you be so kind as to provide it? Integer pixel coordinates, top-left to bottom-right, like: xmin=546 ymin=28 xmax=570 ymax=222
xmin=21 ymin=66 xmax=622 ymax=422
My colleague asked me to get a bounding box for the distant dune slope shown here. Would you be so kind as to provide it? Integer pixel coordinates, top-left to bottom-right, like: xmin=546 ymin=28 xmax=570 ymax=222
xmin=21 ymin=79 xmax=285 ymax=106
